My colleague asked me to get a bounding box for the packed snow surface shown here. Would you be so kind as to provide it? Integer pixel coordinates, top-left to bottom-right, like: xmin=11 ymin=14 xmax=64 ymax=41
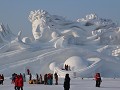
xmin=1 ymin=78 xmax=120 ymax=90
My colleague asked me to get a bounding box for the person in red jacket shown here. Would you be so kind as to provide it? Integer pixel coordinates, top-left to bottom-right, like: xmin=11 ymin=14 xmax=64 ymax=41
xmin=14 ymin=75 xmax=19 ymax=90
xmin=94 ymin=73 xmax=102 ymax=87
xmin=18 ymin=75 xmax=24 ymax=90
xmin=0 ymin=74 xmax=4 ymax=85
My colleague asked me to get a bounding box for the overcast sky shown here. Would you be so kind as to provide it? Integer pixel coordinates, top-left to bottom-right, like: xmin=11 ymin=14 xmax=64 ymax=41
xmin=0 ymin=0 xmax=120 ymax=37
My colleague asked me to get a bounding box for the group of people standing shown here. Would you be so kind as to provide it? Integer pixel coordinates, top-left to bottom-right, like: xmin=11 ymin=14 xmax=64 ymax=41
xmin=0 ymin=74 xmax=4 ymax=85
xmin=44 ymin=73 xmax=53 ymax=85
xmin=0 ymin=71 xmax=102 ymax=90
xmin=27 ymin=68 xmax=102 ymax=89
xmin=64 ymin=64 xmax=71 ymax=71
xmin=11 ymin=73 xmax=24 ymax=90
xmin=29 ymin=72 xmax=58 ymax=85
xmin=29 ymin=73 xmax=43 ymax=84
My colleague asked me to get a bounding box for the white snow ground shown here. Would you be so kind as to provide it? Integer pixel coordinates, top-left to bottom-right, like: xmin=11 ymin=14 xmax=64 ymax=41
xmin=1 ymin=78 xmax=120 ymax=90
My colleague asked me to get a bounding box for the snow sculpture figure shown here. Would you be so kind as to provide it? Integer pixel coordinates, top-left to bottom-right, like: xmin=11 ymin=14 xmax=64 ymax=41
xmin=29 ymin=10 xmax=53 ymax=42
xmin=51 ymin=32 xmax=59 ymax=40
xmin=28 ymin=9 xmax=86 ymax=46
xmin=0 ymin=23 xmax=16 ymax=43
xmin=22 ymin=37 xmax=31 ymax=44
xmin=0 ymin=23 xmax=22 ymax=53
xmin=64 ymin=56 xmax=89 ymax=70
xmin=1 ymin=9 xmax=120 ymax=78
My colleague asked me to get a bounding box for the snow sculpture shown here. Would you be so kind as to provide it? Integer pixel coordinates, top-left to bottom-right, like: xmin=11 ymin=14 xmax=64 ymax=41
xmin=64 ymin=56 xmax=89 ymax=70
xmin=1 ymin=9 xmax=120 ymax=78
xmin=77 ymin=13 xmax=98 ymax=22
xmin=54 ymin=30 xmax=80 ymax=48
xmin=0 ymin=23 xmax=22 ymax=52
xmin=0 ymin=23 xmax=16 ymax=43
xmin=51 ymin=32 xmax=59 ymax=40
xmin=22 ymin=37 xmax=31 ymax=44
xmin=78 ymin=13 xmax=120 ymax=45
xmin=29 ymin=9 xmax=85 ymax=45
xmin=49 ymin=62 xmax=56 ymax=71
xmin=29 ymin=10 xmax=52 ymax=42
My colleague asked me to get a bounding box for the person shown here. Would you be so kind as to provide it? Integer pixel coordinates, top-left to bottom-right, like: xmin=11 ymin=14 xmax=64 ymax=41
xmin=66 ymin=65 xmax=68 ymax=71
xmin=29 ymin=73 xmax=32 ymax=81
xmin=44 ymin=74 xmax=48 ymax=85
xmin=94 ymin=73 xmax=102 ymax=87
xmin=50 ymin=74 xmax=53 ymax=85
xmin=18 ymin=75 xmax=24 ymax=90
xmin=1 ymin=74 xmax=4 ymax=85
xmin=36 ymin=73 xmax=39 ymax=84
xmin=65 ymin=64 xmax=67 ymax=70
xmin=27 ymin=69 xmax=30 ymax=75
xmin=47 ymin=73 xmax=53 ymax=85
xmin=64 ymin=74 xmax=70 ymax=90
xmin=22 ymin=73 xmax=26 ymax=82
xmin=0 ymin=74 xmax=2 ymax=85
xmin=54 ymin=73 xmax=58 ymax=85
xmin=14 ymin=75 xmax=19 ymax=90
xmin=47 ymin=73 xmax=51 ymax=85
xmin=11 ymin=73 xmax=17 ymax=84
xmin=68 ymin=66 xmax=71 ymax=71
xmin=0 ymin=74 xmax=2 ymax=84
xmin=39 ymin=74 xmax=42 ymax=84
xmin=0 ymin=74 xmax=4 ymax=85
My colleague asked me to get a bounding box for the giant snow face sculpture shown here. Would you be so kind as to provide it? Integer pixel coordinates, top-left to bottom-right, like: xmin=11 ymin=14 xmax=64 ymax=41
xmin=29 ymin=10 xmax=53 ymax=42
xmin=28 ymin=10 xmax=84 ymax=43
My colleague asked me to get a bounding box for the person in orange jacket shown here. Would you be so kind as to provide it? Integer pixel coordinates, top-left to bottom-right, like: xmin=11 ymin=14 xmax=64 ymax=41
xmin=94 ymin=73 xmax=102 ymax=87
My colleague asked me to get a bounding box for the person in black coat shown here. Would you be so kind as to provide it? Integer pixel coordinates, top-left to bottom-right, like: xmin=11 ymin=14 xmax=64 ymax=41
xmin=64 ymin=74 xmax=70 ymax=90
